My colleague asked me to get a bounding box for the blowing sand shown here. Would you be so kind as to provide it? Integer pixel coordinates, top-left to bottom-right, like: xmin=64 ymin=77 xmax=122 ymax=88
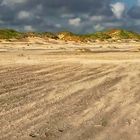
xmin=0 ymin=42 xmax=140 ymax=140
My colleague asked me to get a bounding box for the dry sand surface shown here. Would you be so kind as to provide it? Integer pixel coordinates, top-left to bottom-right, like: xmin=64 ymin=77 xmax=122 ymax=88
xmin=0 ymin=42 xmax=140 ymax=140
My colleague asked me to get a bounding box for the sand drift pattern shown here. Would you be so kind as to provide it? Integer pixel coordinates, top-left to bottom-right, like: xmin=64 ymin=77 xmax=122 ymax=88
xmin=0 ymin=62 xmax=140 ymax=140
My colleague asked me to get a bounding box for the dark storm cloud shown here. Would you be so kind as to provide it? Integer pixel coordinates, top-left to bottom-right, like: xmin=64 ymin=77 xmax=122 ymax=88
xmin=0 ymin=0 xmax=139 ymax=33
xmin=128 ymin=6 xmax=140 ymax=19
xmin=42 ymin=0 xmax=112 ymax=15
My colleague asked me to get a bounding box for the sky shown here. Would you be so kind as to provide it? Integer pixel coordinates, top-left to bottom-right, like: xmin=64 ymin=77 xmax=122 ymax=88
xmin=0 ymin=0 xmax=140 ymax=33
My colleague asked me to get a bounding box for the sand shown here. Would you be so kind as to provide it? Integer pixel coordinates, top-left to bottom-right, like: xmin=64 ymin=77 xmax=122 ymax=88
xmin=0 ymin=41 xmax=140 ymax=140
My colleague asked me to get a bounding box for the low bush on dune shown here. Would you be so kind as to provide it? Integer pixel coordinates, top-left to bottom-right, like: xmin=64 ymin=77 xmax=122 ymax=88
xmin=0 ymin=28 xmax=140 ymax=42
xmin=40 ymin=32 xmax=58 ymax=39
xmin=104 ymin=29 xmax=140 ymax=39
xmin=0 ymin=29 xmax=23 ymax=39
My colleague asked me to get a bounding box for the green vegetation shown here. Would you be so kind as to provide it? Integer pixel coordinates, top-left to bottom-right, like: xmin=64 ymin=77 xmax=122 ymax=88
xmin=81 ymin=29 xmax=140 ymax=40
xmin=0 ymin=29 xmax=23 ymax=39
xmin=57 ymin=29 xmax=140 ymax=42
xmin=57 ymin=31 xmax=84 ymax=42
xmin=0 ymin=28 xmax=139 ymax=41
xmin=0 ymin=29 xmax=58 ymax=40
xmin=81 ymin=32 xmax=111 ymax=40
xmin=57 ymin=31 xmax=74 ymax=36
xmin=104 ymin=29 xmax=140 ymax=39
xmin=40 ymin=32 xmax=58 ymax=39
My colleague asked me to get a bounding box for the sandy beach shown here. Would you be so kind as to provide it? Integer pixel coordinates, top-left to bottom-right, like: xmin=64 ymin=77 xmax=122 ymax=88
xmin=0 ymin=41 xmax=140 ymax=140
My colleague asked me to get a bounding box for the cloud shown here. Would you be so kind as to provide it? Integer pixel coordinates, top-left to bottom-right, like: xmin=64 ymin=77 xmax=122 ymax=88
xmin=61 ymin=14 xmax=75 ymax=18
xmin=137 ymin=0 xmax=140 ymax=6
xmin=94 ymin=24 xmax=105 ymax=31
xmin=134 ymin=19 xmax=140 ymax=26
xmin=128 ymin=1 xmax=140 ymax=19
xmin=24 ymin=25 xmax=34 ymax=31
xmin=0 ymin=20 xmax=4 ymax=24
xmin=0 ymin=0 xmax=113 ymax=32
xmin=68 ymin=18 xmax=81 ymax=26
xmin=1 ymin=0 xmax=27 ymax=7
xmin=0 ymin=0 xmax=139 ymax=33
xmin=90 ymin=16 xmax=105 ymax=21
xmin=17 ymin=11 xmax=31 ymax=20
xmin=104 ymin=22 xmax=123 ymax=28
xmin=110 ymin=2 xmax=125 ymax=19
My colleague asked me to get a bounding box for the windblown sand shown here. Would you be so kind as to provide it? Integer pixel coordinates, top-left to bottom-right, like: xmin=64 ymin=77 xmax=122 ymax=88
xmin=0 ymin=42 xmax=140 ymax=140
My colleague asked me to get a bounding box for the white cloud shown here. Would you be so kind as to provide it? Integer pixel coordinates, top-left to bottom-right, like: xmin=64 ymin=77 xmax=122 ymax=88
xmin=0 ymin=20 xmax=4 ymax=24
xmin=1 ymin=0 xmax=27 ymax=6
xmin=137 ymin=0 xmax=140 ymax=6
xmin=90 ymin=16 xmax=105 ymax=21
xmin=24 ymin=25 xmax=34 ymax=31
xmin=134 ymin=19 xmax=140 ymax=26
xmin=94 ymin=24 xmax=105 ymax=31
xmin=81 ymin=14 xmax=89 ymax=19
xmin=61 ymin=14 xmax=74 ymax=18
xmin=17 ymin=11 xmax=31 ymax=20
xmin=110 ymin=2 xmax=125 ymax=19
xmin=55 ymin=24 xmax=61 ymax=28
xmin=68 ymin=18 xmax=81 ymax=26
xmin=104 ymin=22 xmax=123 ymax=27
xmin=36 ymin=4 xmax=43 ymax=11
